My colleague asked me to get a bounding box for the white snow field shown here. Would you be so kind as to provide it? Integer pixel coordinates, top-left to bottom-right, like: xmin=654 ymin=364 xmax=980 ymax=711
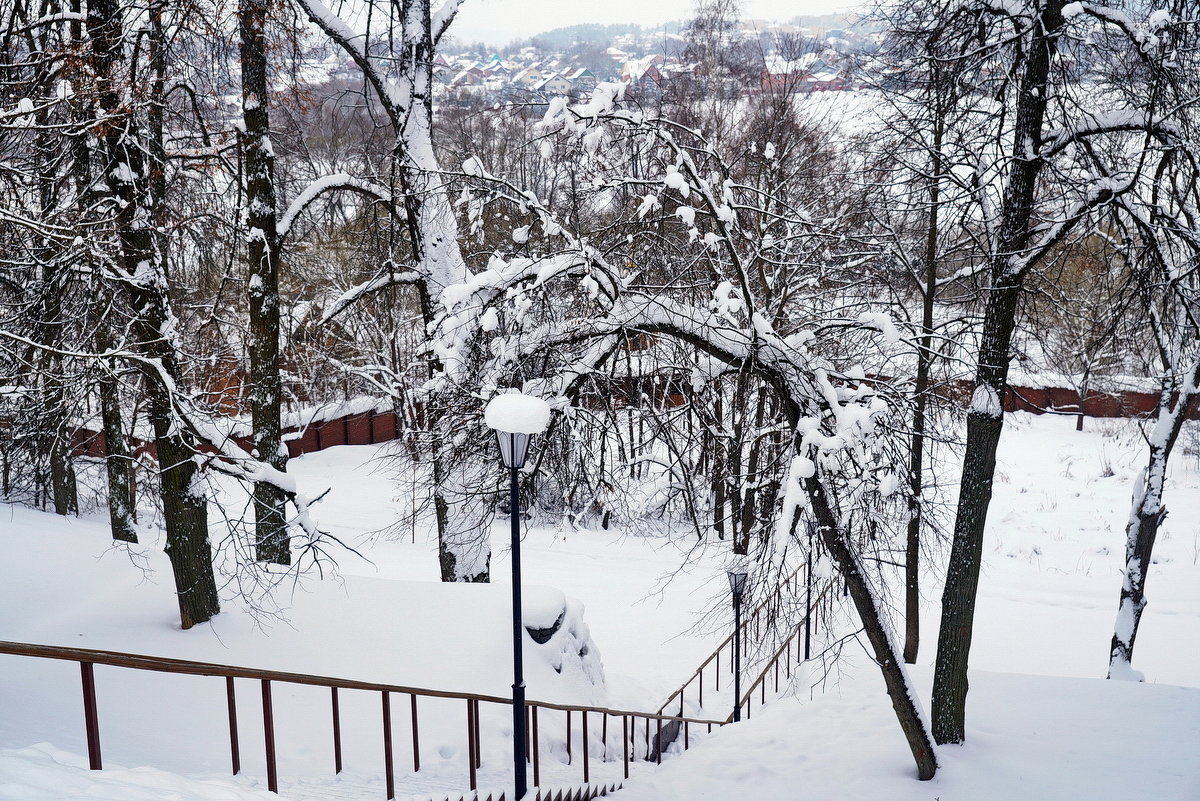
xmin=1 ymin=412 xmax=1198 ymax=800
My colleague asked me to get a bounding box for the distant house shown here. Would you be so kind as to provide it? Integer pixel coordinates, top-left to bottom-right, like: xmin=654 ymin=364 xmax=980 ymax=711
xmin=803 ymin=71 xmax=848 ymax=92
xmin=761 ymin=53 xmax=818 ymax=93
xmin=621 ymin=58 xmax=668 ymax=96
xmin=513 ymin=62 xmax=549 ymax=89
xmin=563 ymin=67 xmax=597 ymax=93
xmin=534 ymin=73 xmax=573 ymax=96
xmin=449 ymin=67 xmax=485 ymax=88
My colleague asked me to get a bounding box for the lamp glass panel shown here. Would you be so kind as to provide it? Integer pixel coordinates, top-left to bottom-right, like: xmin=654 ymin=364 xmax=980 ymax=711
xmin=727 ymin=570 xmax=748 ymax=596
xmin=496 ymin=430 xmax=531 ymax=469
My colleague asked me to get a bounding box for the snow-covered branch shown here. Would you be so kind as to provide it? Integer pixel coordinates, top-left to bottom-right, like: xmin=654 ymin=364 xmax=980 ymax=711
xmin=278 ymin=173 xmax=397 ymax=238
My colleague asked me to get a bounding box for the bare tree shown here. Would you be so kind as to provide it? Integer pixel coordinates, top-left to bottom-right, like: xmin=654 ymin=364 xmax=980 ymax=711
xmin=916 ymin=0 xmax=1192 ymax=743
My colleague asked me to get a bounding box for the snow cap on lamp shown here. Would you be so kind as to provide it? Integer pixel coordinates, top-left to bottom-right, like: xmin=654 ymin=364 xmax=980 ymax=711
xmin=485 ymin=392 xmax=551 ymax=469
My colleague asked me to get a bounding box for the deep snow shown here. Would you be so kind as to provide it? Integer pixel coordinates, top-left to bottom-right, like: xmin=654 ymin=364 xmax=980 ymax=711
xmin=0 ymin=412 xmax=1197 ymax=800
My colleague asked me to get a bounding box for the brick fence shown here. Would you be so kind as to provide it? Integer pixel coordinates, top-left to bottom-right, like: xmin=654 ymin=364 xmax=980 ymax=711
xmin=70 ymin=408 xmax=407 ymax=461
xmin=69 ymin=383 xmax=1199 ymax=461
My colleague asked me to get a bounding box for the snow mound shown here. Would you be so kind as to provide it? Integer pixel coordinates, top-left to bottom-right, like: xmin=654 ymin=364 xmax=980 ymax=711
xmin=523 ymin=588 xmax=605 ymax=704
xmin=0 ymin=743 xmax=279 ymax=801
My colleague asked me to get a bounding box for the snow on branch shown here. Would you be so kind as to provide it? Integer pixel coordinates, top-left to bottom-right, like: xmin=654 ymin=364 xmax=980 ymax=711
xmin=1041 ymin=111 xmax=1180 ymax=158
xmin=292 ymin=0 xmax=367 ymax=61
xmin=1070 ymin=2 xmax=1174 ymax=55
xmin=0 ymin=329 xmax=330 ymax=542
xmin=1007 ymin=174 xmax=1135 ymax=278
xmin=431 ymin=0 xmax=462 ymax=45
xmin=319 ymin=267 xmax=422 ymax=324
xmin=278 ymin=173 xmax=395 ymax=238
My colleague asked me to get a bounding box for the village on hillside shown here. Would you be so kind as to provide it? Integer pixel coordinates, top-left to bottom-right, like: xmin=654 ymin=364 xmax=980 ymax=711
xmin=306 ymin=18 xmax=876 ymax=107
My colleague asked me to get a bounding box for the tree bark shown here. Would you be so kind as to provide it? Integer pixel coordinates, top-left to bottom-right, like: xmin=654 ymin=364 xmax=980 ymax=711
xmin=932 ymin=0 xmax=1065 ymax=744
xmin=240 ymin=0 xmax=290 ymax=565
xmin=88 ymin=0 xmax=219 ymax=628
xmin=1109 ymin=365 xmax=1199 ymax=678
xmin=96 ymin=328 xmax=137 ymax=544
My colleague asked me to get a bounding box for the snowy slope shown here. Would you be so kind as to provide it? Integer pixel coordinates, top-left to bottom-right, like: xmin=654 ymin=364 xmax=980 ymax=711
xmin=0 ymin=412 xmax=1197 ymax=799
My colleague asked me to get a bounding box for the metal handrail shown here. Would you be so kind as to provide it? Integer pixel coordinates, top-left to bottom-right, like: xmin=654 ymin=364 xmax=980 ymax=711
xmin=0 ymin=639 xmax=725 ymax=799
xmin=725 ymin=579 xmax=837 ymax=722
xmin=655 ymin=563 xmax=803 ymax=717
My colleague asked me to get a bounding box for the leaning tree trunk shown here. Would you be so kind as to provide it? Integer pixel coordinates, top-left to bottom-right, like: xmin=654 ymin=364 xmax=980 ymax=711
xmin=932 ymin=278 xmax=1023 ymax=744
xmin=240 ymin=0 xmax=289 ymax=565
xmin=1109 ymin=362 xmax=1199 ymax=678
xmin=88 ymin=0 xmax=219 ymax=628
xmin=804 ymin=470 xmax=938 ymax=780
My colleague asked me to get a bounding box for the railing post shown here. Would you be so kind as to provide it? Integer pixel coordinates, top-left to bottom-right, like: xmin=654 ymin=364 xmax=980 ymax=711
xmin=566 ymin=709 xmax=572 ymax=764
xmin=382 ymin=691 xmax=394 ymax=800
xmin=466 ymin=699 xmax=477 ymax=791
xmin=622 ymin=716 xmax=629 ymax=780
xmin=805 ymin=541 xmax=813 ymax=661
xmin=80 ymin=662 xmax=102 ymax=770
xmin=655 ymin=718 xmax=662 ymax=765
xmin=582 ymin=710 xmax=589 ymax=783
xmin=532 ymin=705 xmax=541 ymax=789
xmin=261 ymin=679 xmax=277 ymax=793
xmin=410 ymin=694 xmax=420 ymax=772
xmin=474 ymin=699 xmax=482 ymax=769
xmin=602 ymin=713 xmax=608 ymax=760
xmin=331 ymin=687 xmax=342 ymax=775
xmin=226 ymin=676 xmax=240 ymax=775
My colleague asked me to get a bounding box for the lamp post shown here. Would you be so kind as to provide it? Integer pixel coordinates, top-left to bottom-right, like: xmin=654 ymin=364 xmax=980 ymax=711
xmin=805 ymin=519 xmax=816 ymax=661
xmin=727 ymin=568 xmax=748 ymax=722
xmin=485 ymin=393 xmax=550 ymax=801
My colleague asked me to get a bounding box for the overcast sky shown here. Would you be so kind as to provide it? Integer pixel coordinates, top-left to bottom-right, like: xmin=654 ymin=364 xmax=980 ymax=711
xmin=449 ymin=0 xmax=862 ymax=46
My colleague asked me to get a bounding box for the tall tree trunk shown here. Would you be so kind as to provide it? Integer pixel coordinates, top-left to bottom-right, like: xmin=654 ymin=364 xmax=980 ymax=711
xmin=88 ymin=0 xmax=219 ymax=628
xmin=96 ymin=327 xmax=137 ymax=543
xmin=397 ymin=0 xmax=494 ymax=582
xmin=905 ymin=123 xmax=943 ymax=665
xmin=434 ymin=450 xmax=492 ymax=582
xmin=31 ymin=119 xmax=78 ymax=517
xmin=932 ymin=0 xmax=1064 ymax=744
xmin=240 ymin=0 xmax=289 ymax=565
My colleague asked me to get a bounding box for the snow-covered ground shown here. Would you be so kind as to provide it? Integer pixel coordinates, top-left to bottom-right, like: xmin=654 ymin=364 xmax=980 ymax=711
xmin=1 ymin=412 xmax=1197 ymax=800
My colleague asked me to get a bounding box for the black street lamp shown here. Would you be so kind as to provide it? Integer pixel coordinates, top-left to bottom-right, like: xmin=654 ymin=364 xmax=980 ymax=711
xmin=485 ymin=393 xmax=550 ymax=801
xmin=727 ymin=568 xmax=748 ymax=722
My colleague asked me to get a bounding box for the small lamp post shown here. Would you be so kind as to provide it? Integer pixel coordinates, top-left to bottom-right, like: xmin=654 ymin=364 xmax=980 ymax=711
xmin=805 ymin=518 xmax=816 ymax=661
xmin=485 ymin=392 xmax=551 ymax=801
xmin=727 ymin=567 xmax=748 ymax=722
